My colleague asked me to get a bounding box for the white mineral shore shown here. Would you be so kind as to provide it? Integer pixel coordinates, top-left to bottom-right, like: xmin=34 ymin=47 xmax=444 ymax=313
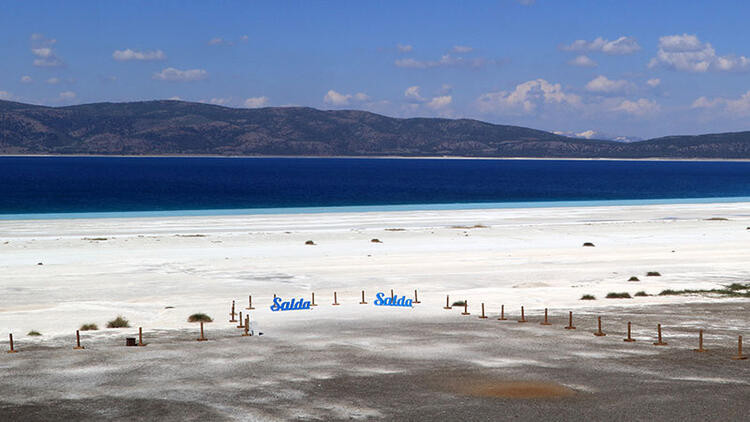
xmin=1 ymin=202 xmax=748 ymax=341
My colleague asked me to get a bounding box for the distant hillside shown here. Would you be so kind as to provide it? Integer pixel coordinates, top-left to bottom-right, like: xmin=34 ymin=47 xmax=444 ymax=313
xmin=1 ymin=99 xmax=750 ymax=158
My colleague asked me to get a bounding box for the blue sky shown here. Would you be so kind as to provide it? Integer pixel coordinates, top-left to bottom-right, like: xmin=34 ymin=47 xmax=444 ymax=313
xmin=2 ymin=0 xmax=750 ymax=139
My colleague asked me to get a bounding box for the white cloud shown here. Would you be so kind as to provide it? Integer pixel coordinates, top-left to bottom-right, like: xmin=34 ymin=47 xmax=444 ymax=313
xmin=426 ymin=95 xmax=452 ymax=109
xmin=206 ymin=97 xmax=231 ymax=105
xmin=404 ymin=86 xmax=425 ymax=102
xmin=440 ymin=84 xmax=453 ymax=95
xmin=353 ymin=92 xmax=370 ymax=101
xmin=585 ymin=75 xmax=631 ymax=93
xmin=646 ymin=78 xmax=661 ymax=87
xmin=692 ymin=91 xmax=750 ymax=116
xmin=323 ymin=90 xmax=369 ymax=106
xmin=395 ymin=54 xmax=491 ymax=69
xmin=452 ymin=45 xmax=473 ymax=53
xmin=208 ymin=37 xmax=225 ymax=45
xmin=113 ymin=48 xmax=166 ymax=61
xmin=561 ymin=36 xmax=641 ymax=55
xmin=240 ymin=35 xmax=249 ymax=42
xmin=611 ymin=98 xmax=660 ymax=116
xmin=396 ymin=44 xmax=413 ymax=53
xmin=20 ymin=75 xmax=32 ymax=83
xmin=244 ymin=96 xmax=269 ymax=108
xmin=0 ymin=91 xmax=13 ymax=100
xmin=30 ymin=34 xmax=64 ymax=67
xmin=59 ymin=91 xmax=76 ymax=101
xmin=168 ymin=96 xmax=183 ymax=101
xmin=649 ymin=34 xmax=750 ymax=72
xmin=476 ymin=79 xmax=581 ymax=114
xmin=568 ymin=55 xmax=597 ymax=67
xmin=152 ymin=67 xmax=208 ymax=82
xmin=46 ymin=77 xmax=60 ymax=85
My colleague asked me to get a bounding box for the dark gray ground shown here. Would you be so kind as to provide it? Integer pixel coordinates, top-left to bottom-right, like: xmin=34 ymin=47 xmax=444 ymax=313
xmin=1 ymin=301 xmax=749 ymax=421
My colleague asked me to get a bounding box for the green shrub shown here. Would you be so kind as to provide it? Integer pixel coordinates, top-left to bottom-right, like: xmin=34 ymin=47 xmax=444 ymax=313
xmin=580 ymin=294 xmax=596 ymax=300
xmin=606 ymin=292 xmax=632 ymax=299
xmin=628 ymin=276 xmax=640 ymax=281
xmin=188 ymin=313 xmax=213 ymax=323
xmin=634 ymin=291 xmax=649 ymax=297
xmin=646 ymin=271 xmax=661 ymax=277
xmin=80 ymin=323 xmax=99 ymax=331
xmin=27 ymin=330 xmax=42 ymax=336
xmin=106 ymin=316 xmax=130 ymax=328
xmin=451 ymin=300 xmax=466 ymax=307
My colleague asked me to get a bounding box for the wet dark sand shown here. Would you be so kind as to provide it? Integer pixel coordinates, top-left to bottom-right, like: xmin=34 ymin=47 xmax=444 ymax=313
xmin=1 ymin=302 xmax=749 ymax=421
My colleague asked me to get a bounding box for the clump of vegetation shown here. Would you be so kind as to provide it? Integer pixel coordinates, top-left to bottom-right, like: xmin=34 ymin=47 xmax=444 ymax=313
xmin=704 ymin=217 xmax=729 ymax=221
xmin=188 ymin=313 xmax=213 ymax=323
xmin=634 ymin=291 xmax=649 ymax=297
xmin=106 ymin=316 xmax=130 ymax=328
xmin=371 ymin=238 xmax=382 ymax=243
xmin=659 ymin=283 xmax=750 ymax=297
xmin=451 ymin=300 xmax=466 ymax=307
xmin=305 ymin=240 xmax=316 ymax=245
xmin=646 ymin=271 xmax=661 ymax=277
xmin=80 ymin=323 xmax=99 ymax=331
xmin=582 ymin=242 xmax=595 ymax=247
xmin=384 ymin=228 xmax=405 ymax=231
xmin=27 ymin=330 xmax=42 ymax=336
xmin=628 ymin=276 xmax=640 ymax=282
xmin=175 ymin=234 xmax=206 ymax=237
xmin=580 ymin=294 xmax=596 ymax=300
xmin=606 ymin=292 xmax=632 ymax=299
xmin=450 ymin=224 xmax=488 ymax=229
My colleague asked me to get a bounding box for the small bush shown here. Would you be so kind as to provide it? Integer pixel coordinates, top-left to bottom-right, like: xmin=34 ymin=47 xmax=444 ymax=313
xmin=628 ymin=276 xmax=640 ymax=282
xmin=606 ymin=292 xmax=632 ymax=299
xmin=80 ymin=323 xmax=99 ymax=331
xmin=188 ymin=313 xmax=213 ymax=323
xmin=582 ymin=242 xmax=595 ymax=247
xmin=646 ymin=271 xmax=661 ymax=277
xmin=305 ymin=240 xmax=315 ymax=245
xmin=580 ymin=294 xmax=596 ymax=300
xmin=451 ymin=300 xmax=466 ymax=306
xmin=27 ymin=330 xmax=42 ymax=336
xmin=704 ymin=217 xmax=728 ymax=221
xmin=371 ymin=238 xmax=382 ymax=243
xmin=634 ymin=291 xmax=649 ymax=297
xmin=726 ymin=283 xmax=750 ymax=291
xmin=659 ymin=289 xmax=678 ymax=295
xmin=106 ymin=316 xmax=130 ymax=328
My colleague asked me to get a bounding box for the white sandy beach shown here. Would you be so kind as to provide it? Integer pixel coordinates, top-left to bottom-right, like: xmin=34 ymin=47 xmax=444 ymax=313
xmin=1 ymin=202 xmax=749 ymax=341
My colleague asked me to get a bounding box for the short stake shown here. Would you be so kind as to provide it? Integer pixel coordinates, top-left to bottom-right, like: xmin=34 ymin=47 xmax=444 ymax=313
xmin=311 ymin=292 xmax=318 ymax=306
xmin=73 ymin=330 xmax=85 ymax=350
xmin=479 ymin=303 xmax=488 ymax=319
xmin=540 ymin=308 xmax=551 ymax=326
xmin=197 ymin=321 xmax=207 ymax=341
xmin=237 ymin=312 xmax=244 ymax=329
xmin=694 ymin=329 xmax=706 ymax=353
xmin=461 ymin=300 xmax=470 ymax=316
xmin=594 ymin=316 xmax=606 ymax=336
xmin=517 ymin=306 xmax=527 ymax=323
xmin=229 ymin=300 xmax=237 ymax=323
xmin=623 ymin=322 xmax=635 ymax=342
xmin=360 ymin=290 xmax=367 ymax=304
xmin=653 ymin=324 xmax=667 ymax=346
xmin=413 ymin=289 xmax=421 ymax=304
xmin=7 ymin=333 xmax=17 ymax=354
xmin=138 ymin=327 xmax=146 ymax=346
xmin=246 ymin=295 xmax=255 ymax=310
xmin=564 ymin=311 xmax=575 ymax=330
xmin=498 ymin=305 xmax=507 ymax=321
xmin=732 ymin=335 xmax=747 ymax=360
xmin=242 ymin=315 xmax=250 ymax=337
xmin=444 ymin=295 xmax=452 ymax=310
xmin=333 ymin=291 xmax=340 ymax=306
xmin=390 ymin=289 xmax=394 ymax=300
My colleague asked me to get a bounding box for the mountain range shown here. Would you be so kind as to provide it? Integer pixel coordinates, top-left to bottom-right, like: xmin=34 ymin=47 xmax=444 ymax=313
xmin=1 ymin=99 xmax=750 ymax=159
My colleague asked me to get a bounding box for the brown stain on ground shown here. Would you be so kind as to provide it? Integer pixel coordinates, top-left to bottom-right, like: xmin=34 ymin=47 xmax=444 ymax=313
xmin=453 ymin=380 xmax=575 ymax=399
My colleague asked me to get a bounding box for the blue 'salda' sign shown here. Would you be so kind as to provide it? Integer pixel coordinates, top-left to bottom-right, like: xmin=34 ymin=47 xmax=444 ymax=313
xmin=270 ymin=297 xmax=311 ymax=311
xmin=374 ymin=292 xmax=413 ymax=307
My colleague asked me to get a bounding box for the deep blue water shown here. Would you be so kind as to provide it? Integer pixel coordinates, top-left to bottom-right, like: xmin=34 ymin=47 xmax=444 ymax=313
xmin=1 ymin=157 xmax=749 ymax=217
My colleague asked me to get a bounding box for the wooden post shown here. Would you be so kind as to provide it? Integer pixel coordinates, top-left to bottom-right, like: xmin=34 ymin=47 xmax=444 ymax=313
xmin=229 ymin=300 xmax=237 ymax=322
xmin=653 ymin=324 xmax=667 ymax=346
xmin=413 ymin=289 xmax=421 ymax=304
xmin=138 ymin=327 xmax=145 ymax=346
xmin=479 ymin=303 xmax=488 ymax=319
xmin=444 ymin=295 xmax=452 ymax=310
xmin=242 ymin=315 xmax=250 ymax=336
xmin=237 ymin=312 xmax=244 ymax=329
xmin=333 ymin=291 xmax=340 ymax=305
xmin=311 ymin=292 xmax=318 ymax=306
xmin=594 ymin=316 xmax=606 ymax=336
xmin=540 ymin=308 xmax=551 ymax=325
xmin=246 ymin=295 xmax=255 ymax=310
xmin=360 ymin=290 xmax=367 ymax=304
xmin=7 ymin=333 xmax=17 ymax=353
xmin=498 ymin=305 xmax=507 ymax=321
xmin=461 ymin=300 xmax=470 ymax=315
xmin=197 ymin=321 xmax=207 ymax=341
xmin=390 ymin=289 xmax=394 ymax=300
xmin=564 ymin=311 xmax=575 ymax=330
xmin=73 ymin=330 xmax=84 ymax=350
xmin=732 ymin=335 xmax=747 ymax=360
xmin=623 ymin=322 xmax=635 ymax=342
xmin=694 ymin=329 xmax=706 ymax=352
xmin=517 ymin=306 xmax=527 ymax=323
